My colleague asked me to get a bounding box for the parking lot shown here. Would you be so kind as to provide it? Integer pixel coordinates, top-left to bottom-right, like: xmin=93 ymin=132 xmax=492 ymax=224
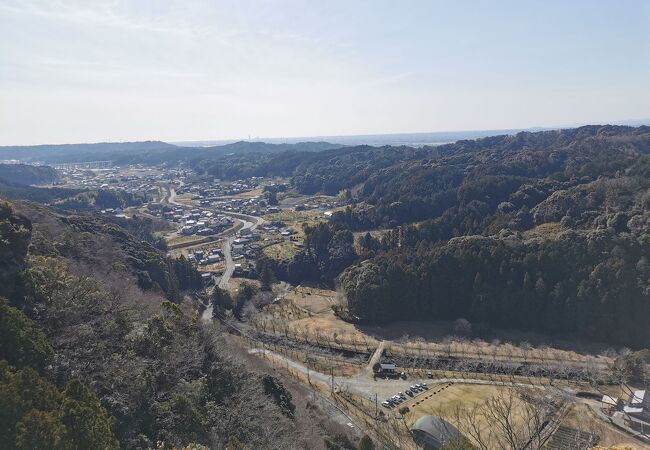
xmin=381 ymin=382 xmax=431 ymax=409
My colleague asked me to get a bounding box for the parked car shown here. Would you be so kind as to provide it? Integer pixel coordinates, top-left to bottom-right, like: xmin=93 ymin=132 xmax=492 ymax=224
xmin=406 ymin=390 xmax=414 ymax=397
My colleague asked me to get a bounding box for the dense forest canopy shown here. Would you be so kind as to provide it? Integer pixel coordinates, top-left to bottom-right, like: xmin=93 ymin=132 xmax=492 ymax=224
xmin=329 ymin=126 xmax=650 ymax=347
xmin=242 ymin=126 xmax=650 ymax=347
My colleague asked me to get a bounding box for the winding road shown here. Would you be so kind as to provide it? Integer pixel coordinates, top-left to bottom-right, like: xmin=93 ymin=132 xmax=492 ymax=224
xmin=165 ymin=181 xmax=264 ymax=321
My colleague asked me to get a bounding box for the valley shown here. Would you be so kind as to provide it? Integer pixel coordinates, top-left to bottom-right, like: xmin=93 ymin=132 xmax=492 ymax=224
xmin=1 ymin=125 xmax=649 ymax=449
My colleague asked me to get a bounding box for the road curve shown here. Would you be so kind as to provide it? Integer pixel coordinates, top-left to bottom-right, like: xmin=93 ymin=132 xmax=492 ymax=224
xmin=165 ymin=181 xmax=266 ymax=322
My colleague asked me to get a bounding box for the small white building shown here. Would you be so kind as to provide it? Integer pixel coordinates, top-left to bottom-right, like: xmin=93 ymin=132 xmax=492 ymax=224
xmin=624 ymin=390 xmax=650 ymax=432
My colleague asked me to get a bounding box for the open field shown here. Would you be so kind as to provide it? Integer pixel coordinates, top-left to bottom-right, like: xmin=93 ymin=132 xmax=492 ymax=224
xmin=168 ymin=239 xmax=224 ymax=257
xmin=263 ymin=208 xmax=329 ymax=238
xmin=165 ymin=234 xmax=210 ymax=248
xmin=404 ymin=384 xmax=535 ymax=449
xmin=254 ymin=286 xmax=613 ymax=373
xmin=385 ymin=338 xmax=610 ymax=366
xmin=405 ymin=383 xmax=503 ymax=418
xmin=262 ymin=241 xmax=299 ymax=260
xmin=228 ymin=277 xmax=260 ymax=292
xmin=254 ymin=286 xmax=379 ymax=351
xmin=172 ymin=193 xmax=197 ymax=206
xmin=232 ymin=187 xmax=264 ymax=198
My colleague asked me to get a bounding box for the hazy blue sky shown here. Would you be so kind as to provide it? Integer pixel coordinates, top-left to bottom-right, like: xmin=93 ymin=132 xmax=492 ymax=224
xmin=1 ymin=0 xmax=649 ymax=145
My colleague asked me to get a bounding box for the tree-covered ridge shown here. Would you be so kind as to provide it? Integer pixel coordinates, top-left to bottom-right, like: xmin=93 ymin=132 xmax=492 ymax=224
xmin=0 ymin=139 xmax=343 ymax=164
xmin=0 ymin=163 xmax=60 ymax=185
xmin=0 ymin=202 xmax=32 ymax=302
xmin=0 ymin=203 xmax=119 ymax=449
xmin=258 ymin=222 xmax=356 ymax=286
xmin=328 ymin=126 xmax=650 ymax=347
xmin=0 ymin=360 xmax=119 ymax=450
xmin=331 ymin=125 xmax=650 ymax=230
xmin=192 ymin=144 xmax=424 ymax=193
xmin=0 ymin=200 xmax=315 ymax=449
xmin=0 ymin=179 xmax=149 ymax=211
xmin=341 ymin=229 xmax=650 ymax=347
xmin=13 ymin=202 xmax=201 ymax=301
xmin=0 ymin=141 xmax=176 ymax=163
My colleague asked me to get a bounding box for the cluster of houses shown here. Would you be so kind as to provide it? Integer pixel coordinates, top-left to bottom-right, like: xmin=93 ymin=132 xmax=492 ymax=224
xmin=211 ymin=196 xmax=277 ymax=216
xmin=180 ymin=177 xmax=268 ymax=199
xmin=148 ymin=205 xmax=234 ymax=236
xmin=232 ymin=231 xmax=262 ymax=259
xmin=60 ymin=166 xmax=181 ymax=198
xmin=259 ymin=221 xmax=296 ymax=236
xmin=187 ymin=248 xmax=223 ymax=266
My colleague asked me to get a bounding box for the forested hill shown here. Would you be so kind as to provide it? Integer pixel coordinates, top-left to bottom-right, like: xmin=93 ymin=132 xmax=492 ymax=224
xmin=0 ymin=141 xmax=176 ymax=163
xmin=0 ymin=140 xmax=343 ymax=164
xmin=330 ymin=125 xmax=650 ymax=229
xmin=0 ymin=200 xmax=323 ymax=449
xmin=245 ymin=125 xmax=650 ymax=348
xmin=330 ymin=125 xmax=650 ymax=347
xmin=0 ymin=163 xmax=59 ymax=185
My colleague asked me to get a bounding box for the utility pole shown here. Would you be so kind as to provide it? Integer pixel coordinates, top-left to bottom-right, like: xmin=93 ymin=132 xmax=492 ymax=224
xmin=375 ymin=393 xmax=378 ymax=419
xmin=330 ymin=368 xmax=334 ymax=393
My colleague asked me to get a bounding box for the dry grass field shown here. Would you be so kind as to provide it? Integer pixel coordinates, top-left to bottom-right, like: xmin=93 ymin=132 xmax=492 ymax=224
xmin=172 ymin=193 xmax=197 ymax=206
xmin=263 ymin=208 xmax=329 ymax=238
xmin=522 ymin=222 xmax=568 ymax=240
xmin=255 ymin=286 xmax=379 ymax=351
xmin=404 ymin=384 xmax=532 ymax=449
xmin=232 ymin=187 xmax=264 ymax=198
xmin=255 ymin=285 xmax=611 ymax=372
xmin=386 ymin=338 xmax=610 ymax=365
xmin=262 ymin=241 xmax=299 ymax=260
xmin=165 ymin=234 xmax=210 ymax=248
xmin=229 ymin=277 xmax=260 ymax=291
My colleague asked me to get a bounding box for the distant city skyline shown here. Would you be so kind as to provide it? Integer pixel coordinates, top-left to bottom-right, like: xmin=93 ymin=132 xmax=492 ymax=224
xmin=1 ymin=0 xmax=649 ymax=145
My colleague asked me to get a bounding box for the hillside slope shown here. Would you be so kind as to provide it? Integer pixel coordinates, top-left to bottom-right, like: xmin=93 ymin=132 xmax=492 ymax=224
xmin=0 ymin=200 xmax=342 ymax=449
xmin=0 ymin=163 xmax=60 ymax=185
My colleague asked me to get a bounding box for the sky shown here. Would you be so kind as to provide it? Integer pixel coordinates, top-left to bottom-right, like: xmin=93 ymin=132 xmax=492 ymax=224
xmin=1 ymin=0 xmax=649 ymax=145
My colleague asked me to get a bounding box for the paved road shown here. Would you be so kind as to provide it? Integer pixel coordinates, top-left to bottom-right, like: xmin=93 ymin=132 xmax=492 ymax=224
xmin=248 ymin=347 xmax=550 ymax=401
xmin=166 ymin=183 xmax=183 ymax=207
xmin=164 ymin=180 xmax=264 ymax=321
xmin=201 ymin=236 xmax=234 ymax=321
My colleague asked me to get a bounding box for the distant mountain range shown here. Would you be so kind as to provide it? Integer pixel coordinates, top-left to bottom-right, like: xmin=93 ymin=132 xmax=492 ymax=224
xmin=175 ymin=120 xmax=650 ymax=147
xmin=0 ymin=140 xmax=342 ymax=164
xmin=174 ymin=128 xmax=546 ymax=148
xmin=2 ymin=121 xmax=649 ymax=164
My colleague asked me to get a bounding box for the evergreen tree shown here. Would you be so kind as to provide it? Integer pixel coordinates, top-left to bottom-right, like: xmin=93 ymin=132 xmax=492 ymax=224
xmin=211 ymin=287 xmax=233 ymax=318
xmin=259 ymin=262 xmax=274 ymax=291
xmin=0 ymin=298 xmax=53 ymax=373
